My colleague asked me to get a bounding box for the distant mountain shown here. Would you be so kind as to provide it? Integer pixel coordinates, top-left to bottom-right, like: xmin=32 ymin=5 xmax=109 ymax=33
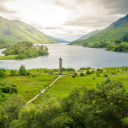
xmin=79 ymin=30 xmax=100 ymax=40
xmin=47 ymin=35 xmax=70 ymax=43
xmin=69 ymin=30 xmax=100 ymax=45
xmin=0 ymin=16 xmax=57 ymax=45
xmin=70 ymin=14 xmax=128 ymax=45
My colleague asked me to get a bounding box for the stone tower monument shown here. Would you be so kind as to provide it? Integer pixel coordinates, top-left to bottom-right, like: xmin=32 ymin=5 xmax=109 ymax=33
xmin=59 ymin=57 xmax=62 ymax=75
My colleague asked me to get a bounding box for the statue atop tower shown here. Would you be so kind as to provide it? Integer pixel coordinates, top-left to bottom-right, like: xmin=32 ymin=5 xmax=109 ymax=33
xmin=59 ymin=57 xmax=62 ymax=75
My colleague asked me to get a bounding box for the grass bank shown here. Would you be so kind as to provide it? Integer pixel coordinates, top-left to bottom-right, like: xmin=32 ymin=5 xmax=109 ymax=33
xmin=0 ymin=55 xmax=17 ymax=60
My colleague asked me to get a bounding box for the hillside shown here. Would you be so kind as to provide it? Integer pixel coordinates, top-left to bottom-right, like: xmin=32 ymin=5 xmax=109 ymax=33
xmin=70 ymin=14 xmax=128 ymax=45
xmin=0 ymin=16 xmax=57 ymax=45
xmin=69 ymin=30 xmax=100 ymax=45
xmin=47 ymin=35 xmax=70 ymax=43
xmin=104 ymin=14 xmax=128 ymax=30
xmin=84 ymin=21 xmax=128 ymax=44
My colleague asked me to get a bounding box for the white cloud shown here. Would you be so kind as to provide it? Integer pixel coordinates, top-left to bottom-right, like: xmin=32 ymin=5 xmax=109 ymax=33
xmin=0 ymin=0 xmax=128 ymax=41
xmin=0 ymin=0 xmax=16 ymax=14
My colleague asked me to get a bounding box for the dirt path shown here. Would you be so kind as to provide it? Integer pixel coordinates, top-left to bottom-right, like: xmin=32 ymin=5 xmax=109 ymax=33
xmin=27 ymin=76 xmax=62 ymax=104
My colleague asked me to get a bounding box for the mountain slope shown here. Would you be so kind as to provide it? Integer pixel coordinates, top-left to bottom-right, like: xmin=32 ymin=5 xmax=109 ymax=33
xmin=79 ymin=30 xmax=100 ymax=40
xmin=69 ymin=30 xmax=100 ymax=45
xmin=104 ymin=14 xmax=128 ymax=30
xmin=0 ymin=16 xmax=57 ymax=45
xmin=47 ymin=35 xmax=70 ymax=43
xmin=83 ymin=22 xmax=128 ymax=44
xmin=70 ymin=14 xmax=128 ymax=45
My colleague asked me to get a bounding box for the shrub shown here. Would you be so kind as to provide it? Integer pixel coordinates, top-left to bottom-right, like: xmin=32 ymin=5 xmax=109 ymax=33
xmin=80 ymin=72 xmax=85 ymax=76
xmin=10 ymin=69 xmax=17 ymax=76
xmin=111 ymin=72 xmax=117 ymax=75
xmin=103 ymin=73 xmax=108 ymax=77
xmin=91 ymin=70 xmax=95 ymax=74
xmin=96 ymin=68 xmax=103 ymax=73
xmin=80 ymin=67 xmax=91 ymax=70
xmin=62 ymin=67 xmax=75 ymax=72
xmin=1 ymin=82 xmax=18 ymax=94
xmin=122 ymin=67 xmax=128 ymax=71
xmin=86 ymin=70 xmax=91 ymax=75
xmin=72 ymin=75 xmax=75 ymax=78
xmin=0 ymin=69 xmax=6 ymax=78
xmin=74 ymin=72 xmax=77 ymax=76
xmin=19 ymin=65 xmax=27 ymax=76
xmin=43 ymin=69 xmax=49 ymax=73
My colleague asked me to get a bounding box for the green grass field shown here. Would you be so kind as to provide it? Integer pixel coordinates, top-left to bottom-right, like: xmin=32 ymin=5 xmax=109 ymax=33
xmin=0 ymin=55 xmax=17 ymax=60
xmin=5 ymin=69 xmax=58 ymax=102
xmin=32 ymin=67 xmax=128 ymax=104
xmin=3 ymin=67 xmax=128 ymax=104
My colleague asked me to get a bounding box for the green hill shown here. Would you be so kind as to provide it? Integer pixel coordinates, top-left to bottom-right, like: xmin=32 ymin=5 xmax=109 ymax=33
xmin=83 ymin=22 xmax=128 ymax=44
xmin=0 ymin=16 xmax=57 ymax=45
xmin=69 ymin=30 xmax=100 ymax=45
xmin=69 ymin=14 xmax=128 ymax=45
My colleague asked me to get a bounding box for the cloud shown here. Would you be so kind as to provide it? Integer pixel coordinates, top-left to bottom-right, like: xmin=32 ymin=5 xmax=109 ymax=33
xmin=92 ymin=0 xmax=128 ymax=15
xmin=0 ymin=0 xmax=16 ymax=14
xmin=54 ymin=0 xmax=87 ymax=10
xmin=0 ymin=0 xmax=128 ymax=41
xmin=37 ymin=0 xmax=128 ymax=40
xmin=61 ymin=0 xmax=128 ymax=30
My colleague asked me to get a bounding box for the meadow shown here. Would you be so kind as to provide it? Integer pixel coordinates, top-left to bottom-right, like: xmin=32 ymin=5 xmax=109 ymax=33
xmin=32 ymin=67 xmax=128 ymax=104
xmin=3 ymin=67 xmax=128 ymax=104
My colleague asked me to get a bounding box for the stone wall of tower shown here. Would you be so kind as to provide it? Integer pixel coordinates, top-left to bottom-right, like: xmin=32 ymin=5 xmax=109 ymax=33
xmin=59 ymin=57 xmax=62 ymax=75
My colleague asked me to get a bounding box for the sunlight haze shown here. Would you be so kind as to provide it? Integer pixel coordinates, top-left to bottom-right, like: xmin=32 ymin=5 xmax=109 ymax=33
xmin=0 ymin=0 xmax=128 ymax=41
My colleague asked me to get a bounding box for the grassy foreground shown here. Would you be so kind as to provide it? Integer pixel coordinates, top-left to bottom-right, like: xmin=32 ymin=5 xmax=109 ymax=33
xmin=3 ymin=67 xmax=128 ymax=104
xmin=5 ymin=69 xmax=59 ymax=102
xmin=32 ymin=67 xmax=128 ymax=104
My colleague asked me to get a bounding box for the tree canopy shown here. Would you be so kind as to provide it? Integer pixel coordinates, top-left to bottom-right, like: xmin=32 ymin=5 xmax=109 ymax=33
xmin=2 ymin=41 xmax=49 ymax=59
xmin=6 ymin=79 xmax=128 ymax=128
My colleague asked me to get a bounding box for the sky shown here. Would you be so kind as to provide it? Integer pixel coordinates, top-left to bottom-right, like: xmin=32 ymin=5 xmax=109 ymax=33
xmin=0 ymin=0 xmax=128 ymax=41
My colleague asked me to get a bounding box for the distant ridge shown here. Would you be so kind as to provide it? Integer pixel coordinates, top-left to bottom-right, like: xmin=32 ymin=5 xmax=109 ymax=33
xmin=47 ymin=35 xmax=70 ymax=43
xmin=0 ymin=16 xmax=57 ymax=45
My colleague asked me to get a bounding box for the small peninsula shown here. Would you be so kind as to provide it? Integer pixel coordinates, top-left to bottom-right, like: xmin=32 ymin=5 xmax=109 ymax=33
xmin=0 ymin=41 xmax=49 ymax=60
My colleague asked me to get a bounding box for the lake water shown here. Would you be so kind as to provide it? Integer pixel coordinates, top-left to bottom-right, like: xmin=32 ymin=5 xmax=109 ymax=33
xmin=0 ymin=43 xmax=128 ymax=70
